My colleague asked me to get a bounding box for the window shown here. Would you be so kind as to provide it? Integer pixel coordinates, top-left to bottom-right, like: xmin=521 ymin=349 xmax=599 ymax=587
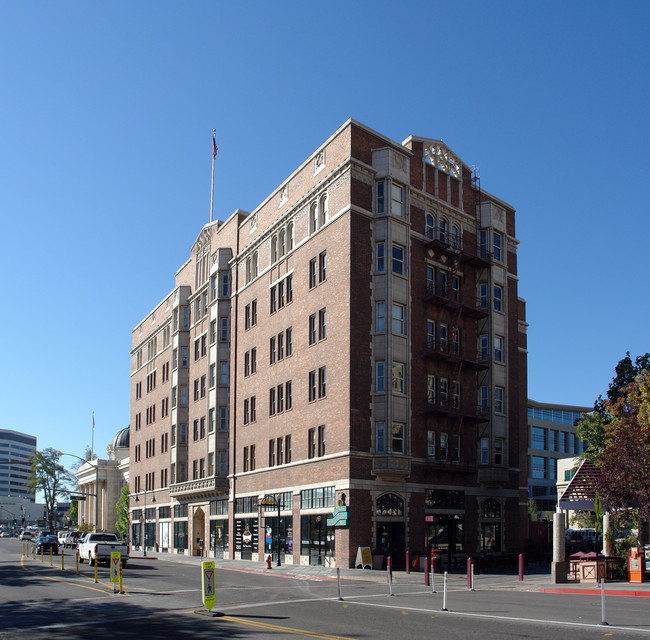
xmin=494 ymin=336 xmax=504 ymax=362
xmin=425 ymin=212 xmax=435 ymax=239
xmin=270 ymin=336 xmax=276 ymax=364
xmin=451 ymin=224 xmax=461 ymax=249
xmin=440 ymin=378 xmax=448 ymax=406
xmin=244 ymin=304 xmax=251 ymax=329
xmin=244 ymin=351 xmax=250 ymax=377
xmin=391 ymin=183 xmax=404 ymax=217
xmin=376 ymin=242 xmax=385 ymax=273
xmin=269 ymin=439 xmax=276 ymax=466
xmin=376 ymin=421 xmax=386 ymax=453
xmin=200 ymin=375 xmax=206 ymax=398
xmin=391 ymin=362 xmax=405 ymax=394
xmin=453 ymin=434 xmax=461 ymax=461
xmin=286 ymin=327 xmax=293 ymax=356
xmin=319 ymin=251 xmax=327 ymax=282
xmin=209 ymin=364 xmax=216 ymax=388
xmin=439 ymin=217 xmax=448 ymax=243
xmin=251 ymin=347 xmax=257 ymax=373
xmin=193 ymin=420 xmax=199 ymax=441
xmin=376 ymin=301 xmax=385 ymax=332
xmin=279 ymin=230 xmax=286 ymax=257
xmin=493 ymin=285 xmax=503 ymax=312
xmin=391 ymin=244 xmax=404 ymax=275
xmin=308 ymin=370 xmax=316 ymax=402
xmin=479 ymin=282 xmax=489 ymax=309
xmin=427 ymin=320 xmax=435 ymax=349
xmin=439 ymin=323 xmax=448 ymax=352
xmin=532 ymin=427 xmax=546 ymax=450
xmin=318 ymin=367 xmax=326 ymax=398
xmin=309 ymin=203 xmax=318 ymax=235
xmin=493 ymin=232 xmax=502 ymax=262
xmin=277 ymin=332 xmax=284 ymax=360
xmin=480 ymin=437 xmax=490 ymax=464
xmin=251 ymin=299 xmax=257 ymax=325
xmin=250 ymin=396 xmax=256 ymax=422
xmin=220 ymin=362 xmax=229 ymax=386
xmin=287 ymin=223 xmax=294 ymax=250
xmin=427 ymin=431 xmax=436 ymax=458
xmin=479 ymin=334 xmax=489 ymax=361
xmin=277 ymin=437 xmax=284 ymax=465
xmin=452 ymin=380 xmax=461 ymax=409
xmin=532 ymin=455 xmax=546 ymax=479
xmin=391 ymin=303 xmax=405 ymax=334
xmin=318 ymin=308 xmax=326 ymax=340
xmin=219 ymin=407 xmax=228 ymax=430
xmin=479 ymin=385 xmax=489 ymax=412
xmin=376 ymin=361 xmax=385 ymax=393
xmin=221 ymin=271 xmax=230 ymax=297
xmin=243 ymin=446 xmax=249 ymax=472
xmin=269 ymin=387 xmax=276 ymax=416
xmin=180 ymin=385 xmax=188 ymax=406
xmin=392 ymin=422 xmax=405 ymax=453
xmin=270 ymin=286 xmax=277 ymax=313
xmin=495 ymin=387 xmax=504 ymax=414
xmin=309 ymin=314 xmax=316 ymax=345
xmin=439 ymin=433 xmax=448 ymax=459
xmin=271 ymin=236 xmax=278 ymax=263
xmin=308 ymin=428 xmax=316 ymax=458
xmin=194 ymin=339 xmax=200 ymax=361
xmin=377 ymin=181 xmax=385 ymax=213
xmin=208 ymin=408 xmax=215 ymax=433
xmin=318 ymin=425 xmax=326 ymax=456
xmin=427 ymin=374 xmax=436 ymax=404
xmin=494 ymin=438 xmax=504 ymax=465
xmin=285 ymin=434 xmax=292 ymax=463
xmin=220 ymin=317 xmax=229 ymax=341
xmin=309 ymin=258 xmax=317 ymax=289
xmin=181 ymin=347 xmax=189 ymax=367
xmin=286 ymin=380 xmax=292 ymax=410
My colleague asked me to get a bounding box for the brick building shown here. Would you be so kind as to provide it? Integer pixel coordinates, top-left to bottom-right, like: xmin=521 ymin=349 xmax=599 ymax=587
xmin=129 ymin=119 xmax=528 ymax=567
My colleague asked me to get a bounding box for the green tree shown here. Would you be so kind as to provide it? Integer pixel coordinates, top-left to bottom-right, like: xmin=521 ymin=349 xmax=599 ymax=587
xmin=27 ymin=448 xmax=76 ymax=533
xmin=594 ymin=352 xmax=650 ymax=415
xmin=115 ymin=484 xmax=129 ymax=539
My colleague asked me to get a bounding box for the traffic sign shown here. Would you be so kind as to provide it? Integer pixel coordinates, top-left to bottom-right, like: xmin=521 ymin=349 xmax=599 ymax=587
xmin=202 ymin=561 xmax=216 ymax=611
xmin=110 ymin=552 xmax=121 ymax=583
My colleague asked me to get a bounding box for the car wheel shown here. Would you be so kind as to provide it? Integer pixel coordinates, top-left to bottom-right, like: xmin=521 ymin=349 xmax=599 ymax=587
xmin=79 ymin=555 xmax=84 ymax=563
xmin=122 ymin=561 xmax=127 ymax=568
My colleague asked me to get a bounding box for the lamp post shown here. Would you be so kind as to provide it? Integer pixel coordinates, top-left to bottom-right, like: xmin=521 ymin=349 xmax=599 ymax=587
xmin=134 ymin=490 xmax=155 ymax=556
xmin=62 ymin=453 xmax=99 ymax=530
xmin=259 ymin=495 xmax=282 ymax=567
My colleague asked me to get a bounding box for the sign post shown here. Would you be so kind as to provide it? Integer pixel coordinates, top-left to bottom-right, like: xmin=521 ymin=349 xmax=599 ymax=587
xmin=110 ymin=552 xmax=121 ymax=592
xmin=202 ymin=561 xmax=216 ymax=612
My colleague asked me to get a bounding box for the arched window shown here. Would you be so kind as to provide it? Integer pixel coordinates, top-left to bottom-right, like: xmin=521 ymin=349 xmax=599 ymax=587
xmin=376 ymin=493 xmax=404 ymax=517
xmin=245 ymin=257 xmax=252 ymax=284
xmin=451 ymin=224 xmax=461 ymax=249
xmin=287 ymin=222 xmax=294 ymax=250
xmin=252 ymin=251 xmax=258 ymax=278
xmin=319 ymin=194 xmax=328 ymax=227
xmin=481 ymin=498 xmax=501 ymax=519
xmin=425 ymin=213 xmax=435 ymax=239
xmin=279 ymin=230 xmax=286 ymax=257
xmin=271 ymin=236 xmax=278 ymax=263
xmin=309 ymin=203 xmax=318 ymax=235
xmin=439 ymin=218 xmax=448 ymax=243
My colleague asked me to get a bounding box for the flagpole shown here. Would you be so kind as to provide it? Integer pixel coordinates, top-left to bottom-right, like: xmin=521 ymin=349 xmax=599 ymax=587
xmin=91 ymin=412 xmax=95 ymax=460
xmin=210 ymin=129 xmax=217 ymax=223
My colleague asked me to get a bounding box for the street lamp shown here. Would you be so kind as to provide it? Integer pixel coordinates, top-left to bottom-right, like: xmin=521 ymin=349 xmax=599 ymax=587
xmin=259 ymin=495 xmax=282 ymax=567
xmin=134 ymin=490 xmax=155 ymax=556
xmin=62 ymin=453 xmax=99 ymax=530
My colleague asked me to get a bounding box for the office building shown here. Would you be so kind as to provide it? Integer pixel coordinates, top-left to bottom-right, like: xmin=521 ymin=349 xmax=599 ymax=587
xmin=130 ymin=119 xmax=528 ymax=567
xmin=0 ymin=429 xmax=36 ymax=501
xmin=527 ymin=399 xmax=590 ymax=514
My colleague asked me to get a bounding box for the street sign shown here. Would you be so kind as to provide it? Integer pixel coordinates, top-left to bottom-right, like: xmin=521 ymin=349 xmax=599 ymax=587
xmin=202 ymin=561 xmax=216 ymax=611
xmin=110 ymin=552 xmax=121 ymax=583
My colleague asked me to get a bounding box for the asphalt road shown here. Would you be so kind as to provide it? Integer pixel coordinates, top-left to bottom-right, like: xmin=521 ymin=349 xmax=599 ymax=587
xmin=1 ymin=538 xmax=650 ymax=639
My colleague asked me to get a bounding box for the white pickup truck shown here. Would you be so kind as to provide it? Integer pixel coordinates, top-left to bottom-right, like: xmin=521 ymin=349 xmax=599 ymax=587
xmin=78 ymin=532 xmax=129 ymax=567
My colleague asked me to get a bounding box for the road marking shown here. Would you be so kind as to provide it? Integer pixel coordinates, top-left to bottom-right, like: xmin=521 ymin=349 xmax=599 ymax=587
xmin=20 ymin=555 xmax=120 ymax=594
xmin=221 ymin=616 xmax=352 ymax=639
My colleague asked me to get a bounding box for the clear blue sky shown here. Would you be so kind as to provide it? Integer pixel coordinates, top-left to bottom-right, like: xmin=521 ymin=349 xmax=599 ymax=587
xmin=1 ymin=1 xmax=648 ymax=471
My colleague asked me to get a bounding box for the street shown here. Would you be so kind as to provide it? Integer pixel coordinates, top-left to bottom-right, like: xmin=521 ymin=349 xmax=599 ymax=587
xmin=1 ymin=538 xmax=650 ymax=639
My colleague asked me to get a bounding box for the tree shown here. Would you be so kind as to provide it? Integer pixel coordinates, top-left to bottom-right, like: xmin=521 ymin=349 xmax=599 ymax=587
xmin=594 ymin=372 xmax=650 ymax=527
xmin=594 ymin=352 xmax=650 ymax=416
xmin=115 ymin=484 xmax=129 ymax=539
xmin=27 ymin=448 xmax=76 ymax=534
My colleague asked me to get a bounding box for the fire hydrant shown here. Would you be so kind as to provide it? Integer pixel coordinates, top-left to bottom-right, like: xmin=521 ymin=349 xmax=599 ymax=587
xmin=266 ymin=554 xmax=272 ymax=569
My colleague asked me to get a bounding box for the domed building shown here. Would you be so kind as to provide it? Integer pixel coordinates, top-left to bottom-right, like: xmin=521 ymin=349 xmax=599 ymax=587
xmin=74 ymin=427 xmax=130 ymax=534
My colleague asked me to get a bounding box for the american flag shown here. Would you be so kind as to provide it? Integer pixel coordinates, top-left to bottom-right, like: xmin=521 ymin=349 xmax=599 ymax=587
xmin=212 ymin=133 xmax=218 ymax=160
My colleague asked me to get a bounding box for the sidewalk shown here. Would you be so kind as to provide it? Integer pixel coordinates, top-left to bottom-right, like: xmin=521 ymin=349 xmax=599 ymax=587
xmin=127 ymin=550 xmax=650 ymax=596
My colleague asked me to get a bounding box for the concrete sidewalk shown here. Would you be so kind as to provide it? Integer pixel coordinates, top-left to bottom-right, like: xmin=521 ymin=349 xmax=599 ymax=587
xmin=127 ymin=550 xmax=650 ymax=596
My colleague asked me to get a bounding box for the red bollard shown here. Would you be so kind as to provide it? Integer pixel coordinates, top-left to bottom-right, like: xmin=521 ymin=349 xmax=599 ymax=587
xmin=424 ymin=556 xmax=430 ymax=586
xmin=387 ymin=555 xmax=392 ymax=579
xmin=467 ymin=557 xmax=473 ymax=589
xmin=405 ymin=551 xmax=410 ymax=574
xmin=518 ymin=553 xmax=524 ymax=581
xmin=266 ymin=554 xmax=272 ymax=569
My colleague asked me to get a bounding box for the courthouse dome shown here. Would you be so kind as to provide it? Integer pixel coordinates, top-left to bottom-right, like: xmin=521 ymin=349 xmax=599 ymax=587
xmin=111 ymin=426 xmax=129 ymax=450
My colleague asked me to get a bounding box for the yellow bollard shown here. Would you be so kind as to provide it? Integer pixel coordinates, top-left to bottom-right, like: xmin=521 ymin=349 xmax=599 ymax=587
xmin=32 ymin=544 xmax=35 ymax=559
xmin=49 ymin=547 xmax=53 ymax=566
xmin=76 ymin=551 xmax=79 ymax=575
xmin=61 ymin=548 xmax=65 ymax=571
xmin=119 ymin=561 xmax=124 ymax=594
xmin=40 ymin=545 xmax=43 ymax=563
xmin=94 ymin=557 xmax=98 ymax=583
xmin=22 ymin=542 xmax=25 ymax=557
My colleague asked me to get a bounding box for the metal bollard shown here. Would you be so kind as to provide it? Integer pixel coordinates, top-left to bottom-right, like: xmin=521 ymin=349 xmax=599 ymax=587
xmin=466 ymin=558 xmax=472 ymax=589
xmin=599 ymin=578 xmax=609 ymax=626
xmin=431 ymin=562 xmax=437 ymax=594
xmin=518 ymin=553 xmax=524 ymax=581
xmin=442 ymin=571 xmax=448 ymax=611
xmin=406 ymin=550 xmax=410 ymax=574
xmin=424 ymin=556 xmax=430 ymax=587
xmin=336 ymin=567 xmax=343 ymax=601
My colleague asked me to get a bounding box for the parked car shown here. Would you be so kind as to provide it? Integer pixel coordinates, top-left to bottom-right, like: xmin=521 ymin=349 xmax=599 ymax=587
xmin=35 ymin=534 xmax=59 ymax=555
xmin=19 ymin=531 xmax=33 ymax=541
xmin=64 ymin=531 xmax=83 ymax=549
xmin=57 ymin=531 xmax=69 ymax=546
xmin=0 ymin=531 xmax=11 ymax=538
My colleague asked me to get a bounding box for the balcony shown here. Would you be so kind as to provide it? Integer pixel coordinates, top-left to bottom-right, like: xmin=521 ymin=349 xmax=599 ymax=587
xmin=425 ymin=229 xmax=462 ymax=255
xmin=372 ymin=455 xmax=411 ymax=480
xmin=478 ymin=466 xmax=510 ymax=486
xmin=169 ymin=476 xmax=228 ymax=500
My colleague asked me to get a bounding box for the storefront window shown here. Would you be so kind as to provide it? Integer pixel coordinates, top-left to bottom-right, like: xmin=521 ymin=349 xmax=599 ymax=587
xmin=300 ymin=514 xmax=334 ymax=565
xmin=174 ymin=521 xmax=188 ymax=551
xmin=263 ymin=516 xmax=293 ymax=559
xmin=209 ymin=520 xmax=229 ymax=557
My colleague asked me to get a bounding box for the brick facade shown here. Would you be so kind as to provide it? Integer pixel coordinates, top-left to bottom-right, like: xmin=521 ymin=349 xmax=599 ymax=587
xmin=129 ymin=119 xmax=528 ymax=568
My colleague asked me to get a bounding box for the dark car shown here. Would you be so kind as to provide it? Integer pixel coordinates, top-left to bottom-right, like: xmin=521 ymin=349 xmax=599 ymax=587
xmin=35 ymin=534 xmax=59 ymax=555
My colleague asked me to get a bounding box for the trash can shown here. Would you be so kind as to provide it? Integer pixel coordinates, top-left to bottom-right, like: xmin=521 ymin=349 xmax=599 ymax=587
xmin=431 ymin=548 xmax=442 ymax=573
